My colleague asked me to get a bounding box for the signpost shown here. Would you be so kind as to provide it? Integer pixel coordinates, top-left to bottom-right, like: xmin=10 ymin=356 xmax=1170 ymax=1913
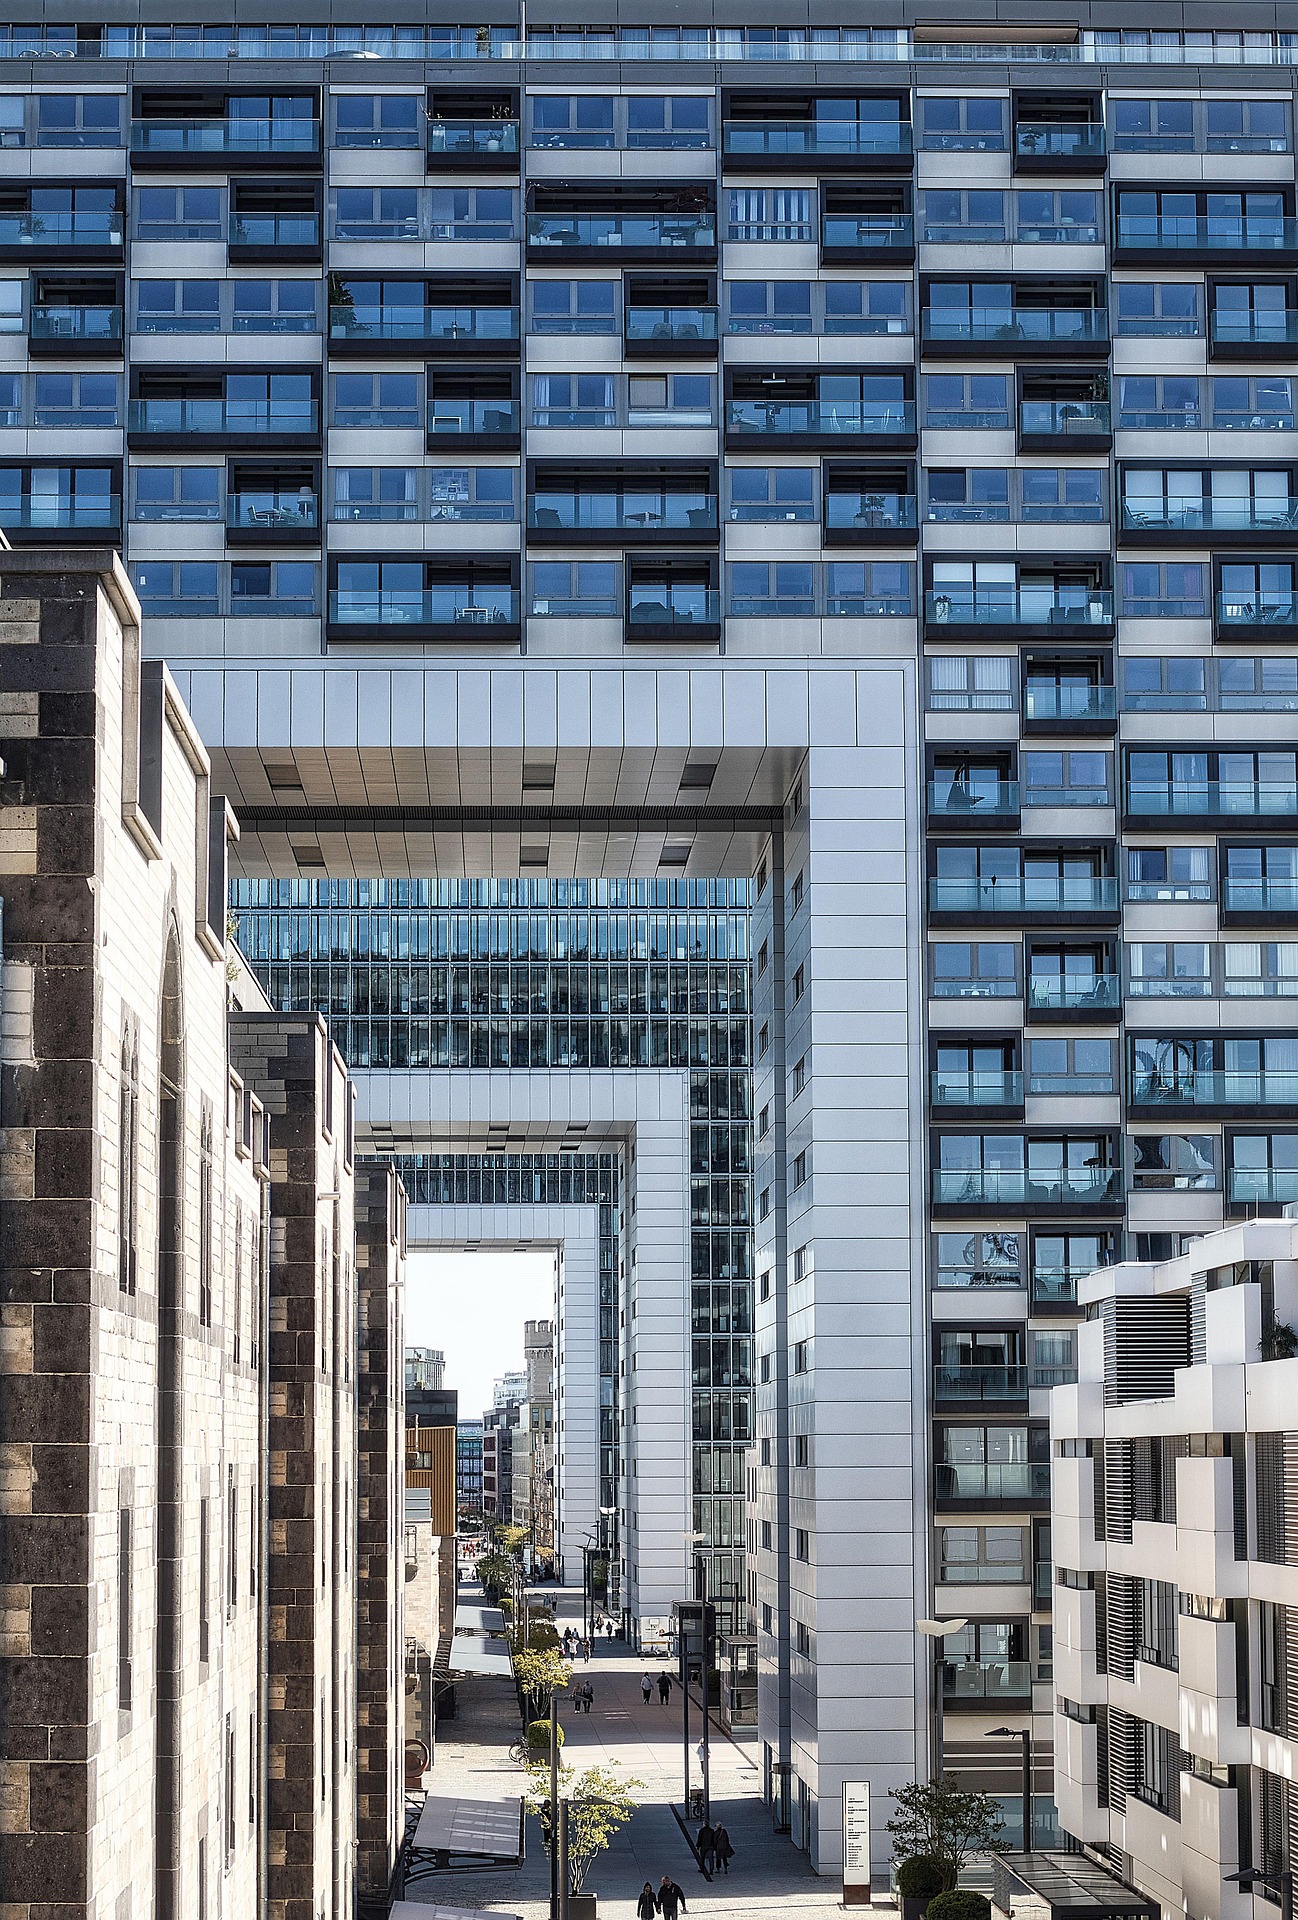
xmin=842 ymin=1781 xmax=871 ymax=1907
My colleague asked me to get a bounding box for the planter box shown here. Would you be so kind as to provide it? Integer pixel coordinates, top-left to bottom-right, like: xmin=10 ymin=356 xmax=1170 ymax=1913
xmin=570 ymin=1896 xmax=598 ymax=1920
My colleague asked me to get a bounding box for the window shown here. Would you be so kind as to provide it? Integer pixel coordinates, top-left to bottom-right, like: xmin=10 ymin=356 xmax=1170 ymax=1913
xmin=232 ymin=279 xmax=317 ymax=334
xmin=926 ymin=656 xmax=1015 ymax=713
xmin=1219 ymin=657 xmax=1298 ymax=711
xmin=199 ymin=1496 xmax=211 ymax=1663
xmin=333 ymin=94 xmax=420 ymax=148
xmin=728 ymin=188 xmax=813 ymax=243
xmin=1132 ymin=1719 xmax=1179 ymax=1813
xmin=626 ymin=372 xmax=713 ymax=426
xmin=1228 ymin=1131 xmax=1298 ymax=1205
xmin=922 ymin=188 xmax=1006 ymax=244
xmin=1131 ymin=1133 xmax=1218 ymax=1190
xmin=920 ymin=95 xmax=1006 ymax=152
xmin=1127 ymin=941 xmax=1212 ymax=997
xmin=792 ymin=1056 xmax=805 ymax=1097
xmin=1013 ymin=188 xmax=1099 ymax=243
xmin=529 ymin=279 xmax=617 ymax=334
xmin=793 ymin=1340 xmax=808 ymax=1373
xmin=937 ymin=1523 xmax=1026 ymax=1583
xmin=762 ymin=1603 xmax=773 ymax=1630
xmin=757 ymin=940 xmax=768 ymax=976
xmin=1028 ymin=1037 xmax=1114 ymax=1095
xmin=428 ymin=467 xmax=516 ymax=522
xmin=132 ymin=561 xmax=219 ymax=618
xmin=198 ymin=1102 xmax=213 ymax=1328
xmin=1113 ymin=280 xmax=1202 ymax=337
xmin=118 ymin=1021 xmax=139 ymax=1295
xmin=822 ymin=279 xmax=909 ymax=335
xmin=794 ymin=1619 xmax=811 ymax=1656
xmin=332 ymin=466 xmax=418 ymax=523
xmin=791 ymin=965 xmax=804 ymax=1002
xmin=131 ymin=467 xmax=222 ymax=523
xmin=429 ymin=187 xmax=514 ymax=241
xmin=531 ymin=95 xmax=614 ymax=148
xmin=727 ymin=279 xmax=812 ymax=335
xmin=926 ymin=467 xmax=1009 ymax=523
xmin=929 ymin=940 xmax=1018 ymax=999
xmin=1118 ymin=373 xmax=1201 ymax=431
xmin=758 ymin=1022 xmax=769 ymax=1058
xmin=757 ymin=1103 xmax=770 ymax=1139
xmin=135 ymin=185 xmax=222 ymax=241
xmin=1120 ymin=561 xmax=1208 ymax=620
xmin=934 ymin=1231 xmax=1022 ymax=1290
xmin=229 ymin=561 xmax=316 ymax=614
xmin=1020 ymin=467 xmax=1105 ymax=523
xmin=1121 ymin=656 xmax=1208 ymax=711
xmin=627 ymin=96 xmax=710 ymax=149
xmin=135 ymin=278 xmax=220 ymax=334
xmin=791 ymin=1244 xmax=812 ymax=1284
xmin=227 ymin=1466 xmax=238 ymax=1613
xmin=1032 ymin=1231 xmax=1114 ymax=1305
xmin=332 ymin=185 xmax=419 ymax=240
xmin=791 ymin=872 xmax=803 ymax=911
xmin=529 ymin=559 xmax=619 ymax=617
xmin=727 ymin=466 xmax=816 ymax=523
xmin=1212 ymin=374 xmax=1295 ymax=430
xmin=795 ymin=1528 xmax=809 ymax=1562
xmin=758 ymin=1186 xmax=770 ymax=1221
xmin=923 ymin=372 xmax=1010 ymax=430
xmin=331 ymin=371 xmax=421 ymax=429
xmin=32 ymin=371 xmax=117 ymax=428
xmin=791 ymin=1149 xmax=807 ymax=1188
xmin=118 ymin=1506 xmax=132 ymax=1708
xmin=795 ymin=1434 xmax=809 ymax=1467
xmin=1223 ymin=942 xmax=1298 ymax=997
xmin=1021 ymin=750 xmax=1111 ymax=808
xmin=530 ymin=372 xmax=614 ymax=428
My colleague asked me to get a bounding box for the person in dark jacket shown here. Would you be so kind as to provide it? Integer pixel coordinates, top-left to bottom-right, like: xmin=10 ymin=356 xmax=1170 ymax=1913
xmin=696 ymin=1823 xmax=716 ymax=1873
xmin=713 ymin=1824 xmax=733 ymax=1874
xmin=658 ymin=1875 xmax=688 ymax=1918
xmin=637 ymin=1885 xmax=657 ymax=1918
xmin=657 ymin=1670 xmax=672 ymax=1705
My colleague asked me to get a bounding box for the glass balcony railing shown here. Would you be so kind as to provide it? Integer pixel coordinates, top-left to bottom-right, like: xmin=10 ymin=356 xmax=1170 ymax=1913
xmin=1210 ymin=312 xmax=1298 ymax=349
xmin=526 ymin=214 xmax=716 ymax=251
xmin=941 ymin=1559 xmax=1030 ymax=1585
xmin=1015 ymin=121 xmax=1106 ymax=160
xmin=1223 ymin=877 xmax=1298 ymax=913
xmin=1032 ymin=1363 xmax=1078 ymax=1388
xmin=1019 ymin=400 xmax=1110 ymax=437
xmin=527 ymin=492 xmax=717 ymax=533
xmin=129 ymin=398 xmax=318 ymax=434
xmin=1230 ymin=1169 xmax=1298 ymax=1204
xmin=1122 ymin=499 xmax=1298 ymax=533
xmin=226 ymin=491 xmax=319 ymax=533
xmin=0 ymin=212 xmax=123 ymax=247
xmin=935 ymin=1364 xmax=1029 ymax=1400
xmin=926 ymin=589 xmax=1112 ymax=627
xmin=722 ymin=119 xmax=912 ymax=158
xmin=1118 ymin=216 xmax=1298 ymax=253
xmin=624 ymin=306 xmax=718 ymax=345
xmin=29 ymin=303 xmax=123 ymax=343
xmin=1132 ymin=1069 xmax=1298 ymax=1105
xmin=931 ymin=1071 xmax=1024 ymax=1106
xmin=941 ymin=1656 xmax=1032 ymax=1701
xmin=820 ymin=215 xmax=913 ymax=252
xmin=1216 ymin=594 xmax=1298 ymax=630
xmin=427 ymin=119 xmax=520 ymax=157
xmin=1031 ymin=1270 xmax=1081 ymax=1306
xmin=936 ymin=1462 xmax=1051 ymax=1503
xmin=1024 ymin=684 xmax=1116 ymax=723
xmin=1028 ymin=974 xmax=1121 ymax=1010
xmin=0 ymin=497 xmax=120 ymax=530
xmin=427 ymin=399 xmax=520 ymax=437
xmin=921 ymin=307 xmax=1107 ymax=346
xmin=825 ymin=492 xmax=917 ymax=532
xmin=229 ymin=215 xmax=319 ymax=249
xmin=626 ymin=586 xmax=720 ymax=631
xmin=329 ymin=304 xmax=518 ymax=343
xmin=1126 ymin=780 xmax=1298 ymax=817
xmin=932 ymin=875 xmax=1117 ymax=914
xmin=329 ymin=587 xmax=518 ymax=628
xmin=927 ymin=779 xmax=1019 ymax=819
xmin=933 ymin=1166 xmax=1121 ymax=1205
xmin=727 ymin=400 xmax=915 ymax=436
xmin=131 ymin=118 xmax=320 ymax=155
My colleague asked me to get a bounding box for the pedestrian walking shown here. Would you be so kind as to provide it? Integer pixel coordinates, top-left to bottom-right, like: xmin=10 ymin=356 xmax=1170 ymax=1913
xmin=606 ymin=1621 xmax=615 ymax=1640
xmin=658 ymin=1875 xmax=688 ymax=1919
xmin=637 ymin=1885 xmax=657 ymax=1920
xmin=657 ymin=1670 xmax=672 ymax=1705
xmin=713 ymin=1825 xmax=733 ymax=1875
xmin=696 ymin=1822 xmax=716 ymax=1874
xmin=571 ymin=1682 xmax=583 ymax=1712
xmin=584 ymin=1682 xmax=595 ymax=1714
xmin=641 ymin=1673 xmax=654 ymax=1705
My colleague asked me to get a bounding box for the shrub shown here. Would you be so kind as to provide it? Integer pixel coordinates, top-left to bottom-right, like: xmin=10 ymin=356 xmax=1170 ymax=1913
xmin=529 ymin=1621 xmax=561 ymax=1650
xmin=927 ymin=1892 xmax=991 ymax=1920
xmin=897 ymin=1857 xmax=946 ymax=1902
xmin=527 ymin=1719 xmax=564 ymax=1751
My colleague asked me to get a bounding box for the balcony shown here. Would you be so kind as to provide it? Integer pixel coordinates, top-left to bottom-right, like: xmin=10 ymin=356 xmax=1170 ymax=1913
xmin=1018 ymin=399 xmax=1110 ymax=453
xmin=0 ymin=211 xmax=123 ymax=259
xmin=0 ymin=496 xmax=121 ymax=542
xmin=820 ymin=214 xmax=914 ymax=264
xmin=1223 ymin=876 xmax=1298 ymax=919
xmin=1131 ymin=1069 xmax=1298 ymax=1110
xmin=328 ymin=585 xmax=520 ymax=642
xmin=1215 ymin=592 xmax=1298 ymax=639
xmin=1120 ymin=499 xmax=1298 ymax=544
xmin=623 ymin=307 xmax=718 ymax=357
xmin=625 ymin=584 xmax=721 ymax=644
xmin=426 ymin=399 xmax=520 ymax=450
xmin=823 ymin=490 xmax=918 ymax=545
xmin=525 ymin=214 xmax=716 ymax=260
xmin=28 ymin=303 xmax=123 ymax=353
xmin=1014 ymin=122 xmax=1106 ymax=170
xmin=228 ymin=212 xmax=320 ymax=263
xmin=1209 ymin=311 xmax=1298 ymax=360
xmin=936 ymin=1462 xmax=1051 ymax=1505
xmin=721 ymin=118 xmax=913 ymax=168
xmin=929 ymin=874 xmax=1119 ymax=923
xmin=926 ymin=589 xmax=1113 ymax=640
xmin=225 ymin=489 xmax=320 ymax=545
xmin=1027 ymin=974 xmax=1121 ymax=1013
xmin=426 ymin=119 xmax=520 ymax=168
xmin=935 ymin=1364 xmax=1029 ymax=1403
xmin=930 ymin=1070 xmax=1025 ymax=1109
xmin=932 ymin=1166 xmax=1122 ymax=1208
xmin=1023 ymin=682 xmax=1116 ymax=732
xmin=1125 ymin=779 xmax=1298 ymax=822
xmin=725 ymin=399 xmax=915 ymax=450
xmin=127 ymin=397 xmax=319 ymax=450
xmin=1115 ymin=216 xmax=1298 ymax=265
xmin=921 ymin=307 xmax=1108 ymax=356
xmin=526 ymin=490 xmax=718 ymax=543
xmin=1229 ymin=1168 xmax=1298 ymax=1208
xmin=129 ymin=118 xmax=321 ymax=164
xmin=1031 ymin=1269 xmax=1080 ymax=1309
xmin=328 ymin=304 xmax=519 ymax=352
xmin=927 ymin=779 xmax=1019 ymax=823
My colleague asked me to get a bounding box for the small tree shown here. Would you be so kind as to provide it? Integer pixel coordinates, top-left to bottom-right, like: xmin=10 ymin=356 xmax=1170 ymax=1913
xmin=527 ymin=1763 xmax=642 ymax=1896
xmin=476 ymin=1550 xmax=514 ymax=1598
xmin=514 ymin=1645 xmax=573 ymax=1719
xmin=499 ymin=1523 xmax=530 ymax=1556
xmin=886 ymin=1777 xmax=1005 ymax=1892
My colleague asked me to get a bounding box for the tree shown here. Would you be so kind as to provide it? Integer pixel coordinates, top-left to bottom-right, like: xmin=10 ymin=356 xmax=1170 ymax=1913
xmin=886 ymin=1777 xmax=1005 ymax=1891
xmin=499 ymin=1523 xmax=530 ymax=1556
xmin=475 ymin=1550 xmax=513 ymax=1598
xmin=514 ymin=1645 xmax=573 ymax=1719
xmin=526 ymin=1763 xmax=643 ymax=1895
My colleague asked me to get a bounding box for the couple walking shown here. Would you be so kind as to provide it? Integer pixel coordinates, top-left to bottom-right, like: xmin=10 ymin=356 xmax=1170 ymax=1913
xmin=696 ymin=1821 xmax=734 ymax=1875
xmin=637 ymin=1877 xmax=687 ymax=1918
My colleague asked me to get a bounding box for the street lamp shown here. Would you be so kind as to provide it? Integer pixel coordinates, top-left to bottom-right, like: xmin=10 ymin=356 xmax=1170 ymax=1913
xmin=986 ymin=1726 xmax=1032 ymax=1856
xmin=1227 ymin=1868 xmax=1295 ymax=1920
xmin=916 ymin=1617 xmax=968 ymax=1780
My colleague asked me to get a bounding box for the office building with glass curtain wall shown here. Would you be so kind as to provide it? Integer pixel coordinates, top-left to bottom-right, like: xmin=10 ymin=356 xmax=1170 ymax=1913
xmin=15 ymin=0 xmax=1298 ymax=1890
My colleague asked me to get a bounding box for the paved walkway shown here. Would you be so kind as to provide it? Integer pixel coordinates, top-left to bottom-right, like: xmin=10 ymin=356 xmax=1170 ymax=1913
xmin=403 ymin=1583 xmax=876 ymax=1919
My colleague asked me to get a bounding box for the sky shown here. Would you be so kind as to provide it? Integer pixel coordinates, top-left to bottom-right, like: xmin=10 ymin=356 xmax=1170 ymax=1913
xmin=404 ymin=1247 xmax=557 ymax=1419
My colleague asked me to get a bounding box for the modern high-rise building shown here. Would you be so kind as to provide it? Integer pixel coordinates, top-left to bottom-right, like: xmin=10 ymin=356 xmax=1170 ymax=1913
xmin=457 ymin=1417 xmax=486 ymax=1523
xmin=15 ymin=0 xmax=1298 ymax=1887
xmin=406 ymin=1344 xmax=447 ymax=1392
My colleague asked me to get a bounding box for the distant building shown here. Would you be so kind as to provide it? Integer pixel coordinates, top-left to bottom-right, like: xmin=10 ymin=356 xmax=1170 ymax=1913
xmin=515 ymin=1321 xmax=556 ymax=1567
xmin=483 ymin=1403 xmax=521 ymax=1522
xmin=405 ymin=1423 xmax=457 ymax=1535
xmin=406 ymin=1346 xmax=446 ymax=1393
xmin=456 ymin=1420 xmax=485 ymax=1525
xmin=494 ymin=1370 xmax=527 ymax=1409
xmin=407 ymin=1384 xmax=458 ymax=1432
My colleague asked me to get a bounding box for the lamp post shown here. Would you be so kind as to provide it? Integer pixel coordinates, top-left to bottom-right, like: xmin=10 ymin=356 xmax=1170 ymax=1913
xmin=1227 ymin=1868 xmax=1295 ymax=1920
xmin=986 ymin=1725 xmax=1032 ymax=1855
xmin=916 ymin=1617 xmax=968 ymax=1781
xmin=549 ymin=1693 xmax=561 ymax=1920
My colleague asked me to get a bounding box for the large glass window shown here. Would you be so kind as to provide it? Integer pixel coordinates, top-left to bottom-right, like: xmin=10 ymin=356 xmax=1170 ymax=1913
xmin=131 ymin=466 xmax=222 ymax=522
xmin=529 ymin=279 xmax=617 ymax=334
